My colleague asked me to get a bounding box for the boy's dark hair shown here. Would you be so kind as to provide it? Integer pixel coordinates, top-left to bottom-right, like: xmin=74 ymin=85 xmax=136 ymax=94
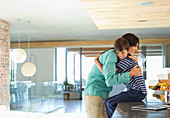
xmin=100 ymin=33 xmax=138 ymax=55
xmin=114 ymin=37 xmax=129 ymax=51
xmin=100 ymin=37 xmax=129 ymax=55
xmin=122 ymin=33 xmax=139 ymax=48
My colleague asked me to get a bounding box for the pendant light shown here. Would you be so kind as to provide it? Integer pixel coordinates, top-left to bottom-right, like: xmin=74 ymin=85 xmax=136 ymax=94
xmin=137 ymin=51 xmax=146 ymax=63
xmin=21 ymin=62 xmax=36 ymax=77
xmin=12 ymin=19 xmax=27 ymax=63
xmin=137 ymin=28 xmax=146 ymax=70
xmin=137 ymin=28 xmax=146 ymax=63
xmin=21 ymin=20 xmax=36 ymax=77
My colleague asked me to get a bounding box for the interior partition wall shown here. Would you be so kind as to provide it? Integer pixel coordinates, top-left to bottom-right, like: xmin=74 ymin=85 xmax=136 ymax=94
xmin=10 ymin=48 xmax=63 ymax=117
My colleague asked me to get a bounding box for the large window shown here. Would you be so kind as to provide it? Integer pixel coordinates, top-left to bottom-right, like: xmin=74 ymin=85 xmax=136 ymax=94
xmin=82 ymin=56 xmax=96 ymax=88
xmin=82 ymin=56 xmax=95 ymax=82
xmin=67 ymin=51 xmax=95 ymax=88
xmin=57 ymin=48 xmax=66 ymax=83
xmin=146 ymin=56 xmax=163 ymax=87
xmin=67 ymin=52 xmax=75 ymax=84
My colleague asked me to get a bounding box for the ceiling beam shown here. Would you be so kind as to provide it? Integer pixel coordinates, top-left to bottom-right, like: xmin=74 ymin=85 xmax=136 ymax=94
xmin=84 ymin=53 xmax=162 ymax=57
xmin=85 ymin=55 xmax=99 ymax=57
xmin=10 ymin=40 xmax=114 ymax=48
xmin=69 ymin=46 xmax=162 ymax=53
xmin=82 ymin=52 xmax=102 ymax=55
xmin=10 ymin=39 xmax=170 ymax=49
xmin=84 ymin=52 xmax=162 ymax=56
xmin=68 ymin=47 xmax=109 ymax=52
xmin=82 ymin=51 xmax=162 ymax=55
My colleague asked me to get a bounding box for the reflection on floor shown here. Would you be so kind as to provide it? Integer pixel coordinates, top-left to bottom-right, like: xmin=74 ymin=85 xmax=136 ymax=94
xmin=10 ymin=82 xmax=64 ymax=114
xmin=10 ymin=96 xmax=63 ymax=113
xmin=9 ymin=89 xmax=170 ymax=118
xmin=41 ymin=100 xmax=86 ymax=118
xmin=10 ymin=98 xmax=86 ymax=118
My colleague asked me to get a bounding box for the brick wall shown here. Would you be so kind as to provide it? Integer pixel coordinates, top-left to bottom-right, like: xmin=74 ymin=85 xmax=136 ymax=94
xmin=0 ymin=19 xmax=10 ymax=109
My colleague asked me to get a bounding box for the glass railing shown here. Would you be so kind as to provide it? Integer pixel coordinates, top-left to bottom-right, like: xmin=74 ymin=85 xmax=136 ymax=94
xmin=10 ymin=81 xmax=63 ymax=117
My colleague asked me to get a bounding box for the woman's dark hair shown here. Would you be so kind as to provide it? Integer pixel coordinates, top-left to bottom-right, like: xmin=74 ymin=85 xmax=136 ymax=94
xmin=100 ymin=37 xmax=129 ymax=55
xmin=114 ymin=37 xmax=129 ymax=51
xmin=100 ymin=33 xmax=139 ymax=55
xmin=100 ymin=47 xmax=114 ymax=55
xmin=122 ymin=33 xmax=139 ymax=48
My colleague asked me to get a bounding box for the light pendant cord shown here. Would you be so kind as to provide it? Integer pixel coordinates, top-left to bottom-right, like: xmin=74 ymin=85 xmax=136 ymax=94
xmin=139 ymin=28 xmax=142 ymax=47
xmin=27 ymin=20 xmax=31 ymax=62
xmin=18 ymin=19 xmax=21 ymax=48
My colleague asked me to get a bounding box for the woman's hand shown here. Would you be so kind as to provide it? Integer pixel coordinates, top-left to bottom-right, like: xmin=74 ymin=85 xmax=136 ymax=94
xmin=94 ymin=56 xmax=99 ymax=63
xmin=94 ymin=56 xmax=105 ymax=75
xmin=129 ymin=65 xmax=142 ymax=77
xmin=129 ymin=56 xmax=138 ymax=62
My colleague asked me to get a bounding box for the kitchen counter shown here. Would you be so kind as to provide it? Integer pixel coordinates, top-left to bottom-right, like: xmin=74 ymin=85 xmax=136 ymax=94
xmin=112 ymin=89 xmax=170 ymax=118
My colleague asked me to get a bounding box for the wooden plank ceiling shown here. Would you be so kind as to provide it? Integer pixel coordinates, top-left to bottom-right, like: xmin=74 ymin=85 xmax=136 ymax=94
xmin=80 ymin=0 xmax=170 ymax=29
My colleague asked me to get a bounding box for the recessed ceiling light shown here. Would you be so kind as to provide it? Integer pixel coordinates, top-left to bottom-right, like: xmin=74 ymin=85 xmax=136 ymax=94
xmin=138 ymin=20 xmax=148 ymax=22
xmin=139 ymin=1 xmax=154 ymax=6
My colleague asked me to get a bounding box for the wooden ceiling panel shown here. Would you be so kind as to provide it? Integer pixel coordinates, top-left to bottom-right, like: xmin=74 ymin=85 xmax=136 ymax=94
xmin=80 ymin=0 xmax=170 ymax=29
xmin=68 ymin=47 xmax=109 ymax=52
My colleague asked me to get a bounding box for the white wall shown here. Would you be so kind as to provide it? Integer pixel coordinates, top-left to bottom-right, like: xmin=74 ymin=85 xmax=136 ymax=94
xmin=16 ymin=48 xmax=55 ymax=82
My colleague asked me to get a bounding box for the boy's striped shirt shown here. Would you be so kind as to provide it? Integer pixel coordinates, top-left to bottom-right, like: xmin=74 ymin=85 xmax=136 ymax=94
xmin=116 ymin=54 xmax=147 ymax=94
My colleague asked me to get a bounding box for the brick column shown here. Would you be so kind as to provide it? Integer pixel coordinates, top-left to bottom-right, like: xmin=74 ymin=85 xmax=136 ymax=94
xmin=0 ymin=19 xmax=10 ymax=109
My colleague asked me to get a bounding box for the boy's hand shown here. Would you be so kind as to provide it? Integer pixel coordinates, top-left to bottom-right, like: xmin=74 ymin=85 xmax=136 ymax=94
xmin=129 ymin=56 xmax=138 ymax=62
xmin=129 ymin=65 xmax=142 ymax=77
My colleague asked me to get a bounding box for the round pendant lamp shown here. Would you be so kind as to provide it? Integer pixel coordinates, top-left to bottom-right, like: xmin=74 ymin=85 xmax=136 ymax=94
xmin=12 ymin=48 xmax=27 ymax=63
xmin=21 ymin=62 xmax=36 ymax=77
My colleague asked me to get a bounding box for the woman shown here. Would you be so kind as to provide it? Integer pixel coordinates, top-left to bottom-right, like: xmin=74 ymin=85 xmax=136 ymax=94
xmin=83 ymin=33 xmax=141 ymax=118
xmin=95 ymin=36 xmax=147 ymax=118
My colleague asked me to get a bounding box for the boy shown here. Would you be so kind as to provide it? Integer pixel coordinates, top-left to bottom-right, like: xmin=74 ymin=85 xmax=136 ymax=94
xmin=94 ymin=37 xmax=147 ymax=118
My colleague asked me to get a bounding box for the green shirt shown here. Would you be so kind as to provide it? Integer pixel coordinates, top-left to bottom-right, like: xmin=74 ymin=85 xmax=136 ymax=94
xmin=83 ymin=49 xmax=130 ymax=99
